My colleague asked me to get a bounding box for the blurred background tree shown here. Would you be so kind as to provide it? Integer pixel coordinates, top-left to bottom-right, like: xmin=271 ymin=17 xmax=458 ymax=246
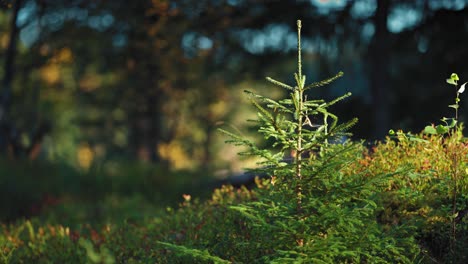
xmin=1 ymin=0 xmax=468 ymax=174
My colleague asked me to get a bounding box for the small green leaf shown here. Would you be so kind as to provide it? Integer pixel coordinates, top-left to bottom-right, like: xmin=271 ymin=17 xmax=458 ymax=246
xmin=447 ymin=73 xmax=459 ymax=85
xmin=424 ymin=126 xmax=437 ymax=135
xmin=388 ymin=129 xmax=395 ymax=135
xmin=448 ymin=119 xmax=457 ymax=128
xmin=447 ymin=78 xmax=457 ymax=85
xmin=450 ymin=212 xmax=459 ymax=220
xmin=448 ymin=104 xmax=459 ymax=109
xmin=409 ymin=136 xmax=428 ymax=143
xmin=436 ymin=124 xmax=449 ymax=134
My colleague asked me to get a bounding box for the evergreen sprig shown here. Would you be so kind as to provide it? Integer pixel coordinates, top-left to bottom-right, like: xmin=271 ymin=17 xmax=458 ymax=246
xmin=156 ymin=242 xmax=230 ymax=263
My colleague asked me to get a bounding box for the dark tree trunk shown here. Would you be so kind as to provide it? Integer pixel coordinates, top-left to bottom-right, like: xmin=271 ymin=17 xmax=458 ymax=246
xmin=0 ymin=0 xmax=22 ymax=155
xmin=369 ymin=0 xmax=391 ymax=139
xmin=130 ymin=94 xmax=164 ymax=164
xmin=202 ymin=122 xmax=214 ymax=171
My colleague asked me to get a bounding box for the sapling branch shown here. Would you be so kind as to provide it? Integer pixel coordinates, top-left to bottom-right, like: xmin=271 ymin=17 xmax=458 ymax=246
xmin=266 ymin=77 xmax=294 ymax=91
xmin=304 ymin=71 xmax=344 ymax=90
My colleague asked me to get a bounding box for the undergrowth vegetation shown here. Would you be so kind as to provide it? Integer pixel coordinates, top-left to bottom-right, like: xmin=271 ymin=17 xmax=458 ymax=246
xmin=1 ymin=20 xmax=468 ymax=263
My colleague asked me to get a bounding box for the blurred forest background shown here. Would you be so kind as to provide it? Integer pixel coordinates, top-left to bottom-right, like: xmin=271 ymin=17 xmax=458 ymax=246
xmin=1 ymin=0 xmax=468 ymax=174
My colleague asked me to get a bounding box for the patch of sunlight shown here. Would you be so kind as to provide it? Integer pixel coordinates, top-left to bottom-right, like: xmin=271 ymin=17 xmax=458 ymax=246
xmin=79 ymin=73 xmax=102 ymax=92
xmin=40 ymin=64 xmax=61 ymax=85
xmin=158 ymin=141 xmax=194 ymax=169
xmin=77 ymin=143 xmax=94 ymax=170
